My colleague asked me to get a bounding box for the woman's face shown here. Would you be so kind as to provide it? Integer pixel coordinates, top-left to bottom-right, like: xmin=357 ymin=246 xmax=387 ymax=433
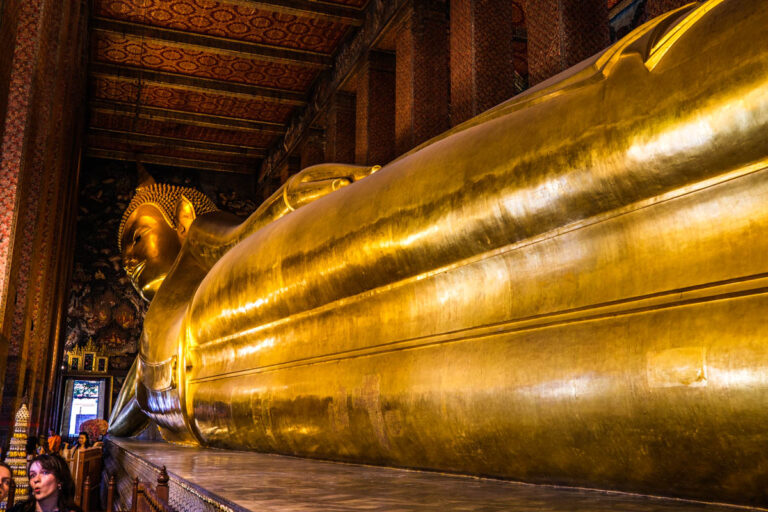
xmin=78 ymin=434 xmax=87 ymax=446
xmin=0 ymin=465 xmax=11 ymax=501
xmin=28 ymin=461 xmax=58 ymax=502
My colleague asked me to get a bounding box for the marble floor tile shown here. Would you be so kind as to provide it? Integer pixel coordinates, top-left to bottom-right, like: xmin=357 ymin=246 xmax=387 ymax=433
xmin=109 ymin=438 xmax=761 ymax=512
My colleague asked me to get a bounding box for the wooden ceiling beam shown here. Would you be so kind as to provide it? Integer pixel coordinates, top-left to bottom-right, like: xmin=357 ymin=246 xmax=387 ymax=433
xmin=230 ymin=0 xmax=364 ymax=25
xmin=88 ymin=128 xmax=266 ymax=155
xmin=86 ymin=148 xmax=258 ymax=175
xmin=90 ymin=63 xmax=307 ymax=105
xmin=92 ymin=18 xmax=333 ymax=67
xmin=90 ymin=100 xmax=286 ymax=133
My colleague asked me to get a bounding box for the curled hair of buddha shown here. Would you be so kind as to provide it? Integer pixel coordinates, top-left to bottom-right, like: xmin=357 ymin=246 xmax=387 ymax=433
xmin=118 ymin=183 xmax=218 ymax=251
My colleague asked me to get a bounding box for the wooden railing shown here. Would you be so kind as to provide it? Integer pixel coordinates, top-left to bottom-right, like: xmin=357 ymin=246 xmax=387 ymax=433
xmin=73 ymin=447 xmax=102 ymax=509
xmin=2 ymin=463 xmax=174 ymax=512
xmin=104 ymin=466 xmax=174 ymax=512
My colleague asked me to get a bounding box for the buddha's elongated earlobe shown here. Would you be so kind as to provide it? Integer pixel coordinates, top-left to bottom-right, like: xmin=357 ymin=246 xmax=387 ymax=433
xmin=175 ymin=195 xmax=196 ymax=240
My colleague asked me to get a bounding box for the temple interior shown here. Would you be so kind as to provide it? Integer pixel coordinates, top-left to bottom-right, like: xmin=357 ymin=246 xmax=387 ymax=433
xmin=1 ymin=0 xmax=768 ymax=510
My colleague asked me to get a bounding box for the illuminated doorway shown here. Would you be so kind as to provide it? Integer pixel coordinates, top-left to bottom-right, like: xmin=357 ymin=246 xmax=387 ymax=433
xmin=59 ymin=378 xmax=107 ymax=437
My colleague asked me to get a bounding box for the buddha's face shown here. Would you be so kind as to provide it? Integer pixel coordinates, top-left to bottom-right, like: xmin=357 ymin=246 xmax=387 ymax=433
xmin=121 ymin=203 xmax=181 ymax=302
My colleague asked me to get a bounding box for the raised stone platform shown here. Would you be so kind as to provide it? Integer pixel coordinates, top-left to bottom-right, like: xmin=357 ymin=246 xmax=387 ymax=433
xmin=103 ymin=438 xmax=759 ymax=512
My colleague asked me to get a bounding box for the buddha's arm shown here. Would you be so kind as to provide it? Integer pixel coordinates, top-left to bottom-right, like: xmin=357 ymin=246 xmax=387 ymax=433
xmin=185 ymin=163 xmax=379 ymax=269
xmin=109 ymin=164 xmax=376 ymax=435
xmin=107 ymin=358 xmax=147 ymax=436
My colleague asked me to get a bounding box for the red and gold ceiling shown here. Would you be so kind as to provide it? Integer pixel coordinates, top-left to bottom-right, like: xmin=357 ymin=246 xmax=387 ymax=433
xmin=86 ymin=0 xmax=627 ymax=175
xmin=86 ymin=0 xmax=366 ymax=174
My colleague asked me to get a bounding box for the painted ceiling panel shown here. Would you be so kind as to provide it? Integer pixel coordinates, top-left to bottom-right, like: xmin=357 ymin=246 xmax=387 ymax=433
xmin=91 ymin=76 xmax=295 ymax=123
xmin=86 ymin=0 xmax=365 ymax=173
xmin=93 ymin=32 xmax=321 ymax=91
xmin=84 ymin=0 xmax=636 ymax=175
xmin=95 ymin=0 xmax=351 ymax=54
xmin=89 ymin=110 xmax=279 ymax=148
xmin=88 ymin=134 xmax=259 ymax=166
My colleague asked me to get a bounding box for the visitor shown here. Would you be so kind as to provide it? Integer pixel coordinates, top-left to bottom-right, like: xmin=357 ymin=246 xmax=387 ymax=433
xmin=34 ymin=436 xmax=48 ymax=456
xmin=69 ymin=432 xmax=90 ymax=453
xmin=8 ymin=454 xmax=81 ymax=512
xmin=0 ymin=461 xmax=12 ymax=502
xmin=63 ymin=432 xmax=90 ymax=468
xmin=46 ymin=430 xmax=61 ymax=455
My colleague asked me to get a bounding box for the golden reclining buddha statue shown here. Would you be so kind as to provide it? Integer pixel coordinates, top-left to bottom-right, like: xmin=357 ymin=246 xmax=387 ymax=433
xmin=110 ymin=0 xmax=768 ymax=505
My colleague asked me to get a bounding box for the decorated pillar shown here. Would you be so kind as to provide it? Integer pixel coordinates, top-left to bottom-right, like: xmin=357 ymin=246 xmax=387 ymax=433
xmin=0 ymin=0 xmax=87 ymax=439
xmin=325 ymin=92 xmax=356 ymax=164
xmin=299 ymin=128 xmax=326 ymax=170
xmin=280 ymin=156 xmax=302 ymax=186
xmin=644 ymin=0 xmax=693 ymax=19
xmin=355 ymin=51 xmax=396 ymax=166
xmin=450 ymin=0 xmax=528 ymax=126
xmin=395 ymin=0 xmax=450 ymax=155
xmin=524 ymin=0 xmax=610 ymax=85
xmin=0 ymin=0 xmax=45 ymax=426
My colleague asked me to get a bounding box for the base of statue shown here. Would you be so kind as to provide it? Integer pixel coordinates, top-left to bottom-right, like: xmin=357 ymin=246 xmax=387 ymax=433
xmin=103 ymin=436 xmax=746 ymax=512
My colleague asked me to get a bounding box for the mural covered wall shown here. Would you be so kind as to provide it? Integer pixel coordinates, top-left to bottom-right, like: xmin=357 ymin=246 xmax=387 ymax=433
xmin=65 ymin=158 xmax=258 ymax=405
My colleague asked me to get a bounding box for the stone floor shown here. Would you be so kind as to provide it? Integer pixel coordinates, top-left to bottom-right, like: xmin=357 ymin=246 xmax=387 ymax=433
xmin=110 ymin=438 xmax=761 ymax=512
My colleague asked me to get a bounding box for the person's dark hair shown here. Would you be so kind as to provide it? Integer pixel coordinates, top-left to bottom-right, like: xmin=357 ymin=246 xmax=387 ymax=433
xmin=9 ymin=454 xmax=80 ymax=512
xmin=76 ymin=431 xmax=90 ymax=448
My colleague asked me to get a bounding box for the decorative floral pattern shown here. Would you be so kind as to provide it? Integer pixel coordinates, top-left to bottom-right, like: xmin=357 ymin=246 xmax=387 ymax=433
xmin=95 ymin=0 xmax=351 ymax=54
xmin=93 ymin=33 xmax=320 ymax=91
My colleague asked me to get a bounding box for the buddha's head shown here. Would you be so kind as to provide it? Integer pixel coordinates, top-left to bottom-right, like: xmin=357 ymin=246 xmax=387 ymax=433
xmin=119 ymin=177 xmax=218 ymax=302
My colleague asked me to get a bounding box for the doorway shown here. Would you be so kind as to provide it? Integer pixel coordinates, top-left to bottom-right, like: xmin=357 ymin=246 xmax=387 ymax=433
xmin=59 ymin=378 xmax=109 ymax=437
